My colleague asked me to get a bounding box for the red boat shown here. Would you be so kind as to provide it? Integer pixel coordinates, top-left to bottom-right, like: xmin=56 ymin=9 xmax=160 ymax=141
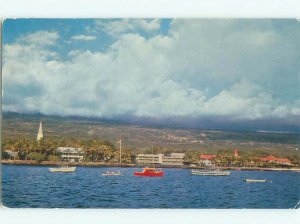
xmin=134 ymin=167 xmax=164 ymax=177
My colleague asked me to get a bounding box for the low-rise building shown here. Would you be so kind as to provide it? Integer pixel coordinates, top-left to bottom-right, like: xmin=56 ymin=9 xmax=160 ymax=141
xmin=136 ymin=153 xmax=186 ymax=165
xmin=136 ymin=153 xmax=164 ymax=164
xmin=257 ymin=155 xmax=291 ymax=165
xmin=199 ymin=154 xmax=217 ymax=160
xmin=199 ymin=154 xmax=217 ymax=166
xmin=4 ymin=150 xmax=18 ymax=160
xmin=57 ymin=147 xmax=84 ymax=162
xmin=162 ymin=153 xmax=186 ymax=165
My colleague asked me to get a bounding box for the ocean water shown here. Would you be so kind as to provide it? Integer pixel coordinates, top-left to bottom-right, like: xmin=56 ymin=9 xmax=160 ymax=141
xmin=2 ymin=165 xmax=300 ymax=208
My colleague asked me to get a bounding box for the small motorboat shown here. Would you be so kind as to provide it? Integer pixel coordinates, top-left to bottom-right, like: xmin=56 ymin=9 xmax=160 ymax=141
xmin=134 ymin=167 xmax=164 ymax=177
xmin=102 ymin=171 xmax=121 ymax=176
xmin=49 ymin=166 xmax=76 ymax=172
xmin=244 ymin=179 xmax=268 ymax=183
xmin=191 ymin=169 xmax=230 ymax=176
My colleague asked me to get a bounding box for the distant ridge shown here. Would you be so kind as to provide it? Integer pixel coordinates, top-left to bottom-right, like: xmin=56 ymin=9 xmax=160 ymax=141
xmin=2 ymin=111 xmax=300 ymax=134
xmin=2 ymin=111 xmax=299 ymax=145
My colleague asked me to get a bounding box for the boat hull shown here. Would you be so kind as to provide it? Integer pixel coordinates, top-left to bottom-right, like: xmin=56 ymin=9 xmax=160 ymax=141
xmin=191 ymin=169 xmax=230 ymax=176
xmin=102 ymin=172 xmax=121 ymax=176
xmin=49 ymin=167 xmax=76 ymax=172
xmin=134 ymin=171 xmax=164 ymax=177
xmin=134 ymin=167 xmax=164 ymax=177
xmin=245 ymin=179 xmax=267 ymax=183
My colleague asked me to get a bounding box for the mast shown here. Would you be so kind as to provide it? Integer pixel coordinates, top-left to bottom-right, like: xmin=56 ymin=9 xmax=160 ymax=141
xmin=119 ymin=139 xmax=122 ymax=165
xmin=152 ymin=146 xmax=155 ymax=168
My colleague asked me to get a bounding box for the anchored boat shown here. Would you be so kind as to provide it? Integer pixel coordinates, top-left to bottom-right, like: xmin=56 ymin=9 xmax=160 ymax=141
xmin=191 ymin=169 xmax=230 ymax=176
xmin=134 ymin=167 xmax=164 ymax=177
xmin=134 ymin=146 xmax=164 ymax=177
xmin=102 ymin=171 xmax=121 ymax=176
xmin=245 ymin=179 xmax=268 ymax=183
xmin=49 ymin=166 xmax=76 ymax=172
xmin=100 ymin=140 xmax=123 ymax=176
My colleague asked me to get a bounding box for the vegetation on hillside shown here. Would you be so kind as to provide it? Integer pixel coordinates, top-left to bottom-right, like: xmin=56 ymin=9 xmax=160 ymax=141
xmin=2 ymin=138 xmax=118 ymax=162
xmin=1 ymin=114 xmax=299 ymax=167
xmin=2 ymin=137 xmax=300 ymax=167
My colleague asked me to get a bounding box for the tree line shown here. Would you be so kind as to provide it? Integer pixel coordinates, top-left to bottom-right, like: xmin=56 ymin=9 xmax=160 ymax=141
xmin=2 ymin=138 xmax=299 ymax=167
xmin=184 ymin=149 xmax=300 ymax=167
xmin=1 ymin=138 xmax=135 ymax=163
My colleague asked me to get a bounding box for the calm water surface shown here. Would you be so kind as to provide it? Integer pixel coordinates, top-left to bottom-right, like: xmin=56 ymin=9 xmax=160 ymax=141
xmin=2 ymin=165 xmax=300 ymax=208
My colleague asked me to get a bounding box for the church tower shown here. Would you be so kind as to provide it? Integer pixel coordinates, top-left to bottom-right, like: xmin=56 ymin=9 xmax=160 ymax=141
xmin=36 ymin=121 xmax=43 ymax=142
xmin=234 ymin=149 xmax=238 ymax=158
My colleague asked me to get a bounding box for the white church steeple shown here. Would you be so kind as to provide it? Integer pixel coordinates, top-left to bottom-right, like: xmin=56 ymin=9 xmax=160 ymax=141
xmin=36 ymin=121 xmax=43 ymax=142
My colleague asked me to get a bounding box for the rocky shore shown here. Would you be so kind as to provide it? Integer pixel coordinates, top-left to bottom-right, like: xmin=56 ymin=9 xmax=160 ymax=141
xmin=1 ymin=159 xmax=300 ymax=171
xmin=1 ymin=159 xmax=136 ymax=167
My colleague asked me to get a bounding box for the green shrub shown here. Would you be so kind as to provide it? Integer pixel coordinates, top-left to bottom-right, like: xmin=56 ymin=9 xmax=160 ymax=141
xmin=2 ymin=151 xmax=10 ymax=159
xmin=27 ymin=152 xmax=46 ymax=162
xmin=48 ymin=155 xmax=58 ymax=162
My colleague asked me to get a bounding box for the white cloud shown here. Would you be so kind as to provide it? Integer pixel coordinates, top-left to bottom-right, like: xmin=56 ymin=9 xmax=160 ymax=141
xmin=2 ymin=20 xmax=300 ymax=125
xmin=134 ymin=19 xmax=161 ymax=32
xmin=71 ymin=35 xmax=96 ymax=41
xmin=201 ymin=80 xmax=276 ymax=119
xmin=17 ymin=31 xmax=59 ymax=47
xmin=93 ymin=19 xmax=161 ymax=36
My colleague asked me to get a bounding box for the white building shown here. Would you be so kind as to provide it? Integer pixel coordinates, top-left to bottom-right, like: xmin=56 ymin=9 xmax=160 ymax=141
xmin=136 ymin=153 xmax=164 ymax=164
xmin=136 ymin=152 xmax=186 ymax=166
xmin=4 ymin=150 xmax=18 ymax=160
xmin=57 ymin=147 xmax=84 ymax=162
xmin=162 ymin=153 xmax=186 ymax=166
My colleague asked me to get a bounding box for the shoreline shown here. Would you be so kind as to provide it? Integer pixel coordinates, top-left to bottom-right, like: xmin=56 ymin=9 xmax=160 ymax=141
xmin=1 ymin=159 xmax=300 ymax=172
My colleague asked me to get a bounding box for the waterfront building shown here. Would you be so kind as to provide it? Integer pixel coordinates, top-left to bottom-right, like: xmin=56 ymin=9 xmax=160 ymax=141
xmin=36 ymin=121 xmax=43 ymax=142
xmin=57 ymin=147 xmax=84 ymax=162
xmin=136 ymin=153 xmax=186 ymax=165
xmin=257 ymin=155 xmax=291 ymax=165
xmin=199 ymin=154 xmax=217 ymax=160
xmin=199 ymin=154 xmax=217 ymax=166
xmin=162 ymin=153 xmax=186 ymax=165
xmin=136 ymin=153 xmax=164 ymax=164
xmin=3 ymin=150 xmax=18 ymax=160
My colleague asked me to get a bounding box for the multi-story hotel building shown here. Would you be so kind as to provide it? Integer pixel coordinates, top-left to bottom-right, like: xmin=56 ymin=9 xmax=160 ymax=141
xmin=57 ymin=147 xmax=84 ymax=162
xmin=136 ymin=153 xmax=186 ymax=165
xmin=162 ymin=153 xmax=186 ymax=166
xmin=135 ymin=153 xmax=164 ymax=164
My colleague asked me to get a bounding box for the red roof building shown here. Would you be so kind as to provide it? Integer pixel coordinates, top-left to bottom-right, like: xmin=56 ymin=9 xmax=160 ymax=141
xmin=199 ymin=154 xmax=217 ymax=160
xmin=257 ymin=155 xmax=291 ymax=165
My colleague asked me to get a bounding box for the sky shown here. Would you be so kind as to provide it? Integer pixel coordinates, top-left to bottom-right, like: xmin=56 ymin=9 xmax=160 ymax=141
xmin=2 ymin=19 xmax=300 ymax=132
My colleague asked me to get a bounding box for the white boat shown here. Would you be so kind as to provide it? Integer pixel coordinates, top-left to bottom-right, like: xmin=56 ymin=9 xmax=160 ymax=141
xmin=101 ymin=140 xmax=123 ymax=177
xmin=245 ymin=179 xmax=267 ymax=183
xmin=49 ymin=166 xmax=76 ymax=172
xmin=102 ymin=171 xmax=121 ymax=176
xmin=191 ymin=169 xmax=230 ymax=176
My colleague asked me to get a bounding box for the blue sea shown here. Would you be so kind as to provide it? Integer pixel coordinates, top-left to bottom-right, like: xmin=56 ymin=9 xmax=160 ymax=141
xmin=2 ymin=165 xmax=300 ymax=208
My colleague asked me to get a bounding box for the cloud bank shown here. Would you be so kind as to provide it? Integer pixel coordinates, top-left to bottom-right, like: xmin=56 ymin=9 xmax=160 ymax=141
xmin=3 ymin=19 xmax=300 ymax=130
xmin=71 ymin=35 xmax=97 ymax=41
